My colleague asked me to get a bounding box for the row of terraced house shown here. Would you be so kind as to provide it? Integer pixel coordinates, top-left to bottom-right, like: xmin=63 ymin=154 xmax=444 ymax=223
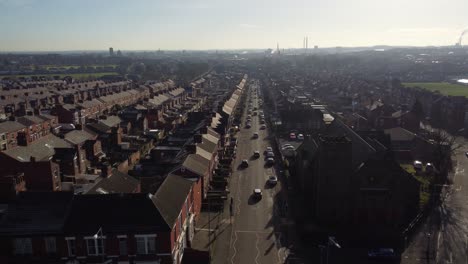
xmin=0 ymin=73 xmax=247 ymax=264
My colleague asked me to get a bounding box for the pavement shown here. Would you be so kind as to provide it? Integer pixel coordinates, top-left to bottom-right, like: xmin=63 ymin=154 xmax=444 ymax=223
xmin=401 ymin=137 xmax=468 ymax=264
xmin=192 ymin=80 xmax=289 ymax=264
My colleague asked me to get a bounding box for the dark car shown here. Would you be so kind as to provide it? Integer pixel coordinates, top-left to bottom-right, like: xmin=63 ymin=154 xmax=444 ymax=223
xmin=253 ymin=151 xmax=260 ymax=158
xmin=253 ymin=189 xmax=262 ymax=199
xmin=367 ymin=248 xmax=395 ymax=259
xmin=241 ymin=159 xmax=249 ymax=168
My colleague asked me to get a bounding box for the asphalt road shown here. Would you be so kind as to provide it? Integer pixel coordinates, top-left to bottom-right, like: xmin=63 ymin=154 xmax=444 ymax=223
xmin=227 ymin=81 xmax=285 ymax=264
xmin=402 ymin=137 xmax=468 ymax=264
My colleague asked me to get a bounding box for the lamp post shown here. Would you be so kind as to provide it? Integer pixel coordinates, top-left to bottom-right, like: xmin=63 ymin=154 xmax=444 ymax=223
xmin=93 ymin=227 xmax=105 ymax=263
xmin=326 ymin=236 xmax=341 ymax=264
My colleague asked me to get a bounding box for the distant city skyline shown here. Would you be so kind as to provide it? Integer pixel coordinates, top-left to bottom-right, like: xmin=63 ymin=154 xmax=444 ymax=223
xmin=0 ymin=0 xmax=467 ymax=51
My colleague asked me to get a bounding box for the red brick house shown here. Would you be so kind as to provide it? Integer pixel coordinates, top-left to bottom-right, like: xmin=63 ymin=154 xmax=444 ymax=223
xmin=0 ymin=121 xmax=26 ymax=151
xmin=0 ymin=174 xmax=201 ymax=264
xmin=0 ymin=134 xmax=71 ymax=191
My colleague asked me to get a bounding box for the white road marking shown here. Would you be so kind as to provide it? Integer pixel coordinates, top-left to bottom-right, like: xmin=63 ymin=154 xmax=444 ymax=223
xmin=255 ymin=233 xmax=261 ymax=264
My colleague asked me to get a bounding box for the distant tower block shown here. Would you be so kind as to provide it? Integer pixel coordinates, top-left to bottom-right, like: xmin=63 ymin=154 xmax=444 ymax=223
xmin=109 ymin=47 xmax=114 ymax=56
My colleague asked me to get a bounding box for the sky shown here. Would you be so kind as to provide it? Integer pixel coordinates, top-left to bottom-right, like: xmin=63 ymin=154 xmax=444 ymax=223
xmin=0 ymin=0 xmax=467 ymax=51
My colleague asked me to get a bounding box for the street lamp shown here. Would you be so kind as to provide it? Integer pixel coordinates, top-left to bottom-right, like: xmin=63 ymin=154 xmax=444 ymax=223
xmin=93 ymin=227 xmax=105 ymax=263
xmin=326 ymin=236 xmax=341 ymax=264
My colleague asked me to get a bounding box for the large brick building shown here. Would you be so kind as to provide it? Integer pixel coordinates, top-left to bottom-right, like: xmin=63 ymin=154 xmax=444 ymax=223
xmin=0 ymin=173 xmax=202 ymax=264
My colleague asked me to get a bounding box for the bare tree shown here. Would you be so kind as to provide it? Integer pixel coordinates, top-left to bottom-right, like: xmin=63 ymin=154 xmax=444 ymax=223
xmin=426 ymin=129 xmax=463 ymax=183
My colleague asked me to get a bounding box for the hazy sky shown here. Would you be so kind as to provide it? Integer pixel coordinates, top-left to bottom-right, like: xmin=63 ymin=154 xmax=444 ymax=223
xmin=0 ymin=0 xmax=467 ymax=51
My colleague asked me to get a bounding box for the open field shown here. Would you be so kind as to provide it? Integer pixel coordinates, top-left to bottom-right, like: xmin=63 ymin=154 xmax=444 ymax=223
xmin=42 ymin=64 xmax=117 ymax=70
xmin=0 ymin=72 xmax=119 ymax=79
xmin=403 ymin=82 xmax=468 ymax=97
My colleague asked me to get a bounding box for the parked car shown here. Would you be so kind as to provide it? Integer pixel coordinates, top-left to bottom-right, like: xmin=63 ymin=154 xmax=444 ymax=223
xmin=282 ymin=145 xmax=295 ymax=150
xmin=241 ymin=160 xmax=249 ymax=167
xmin=253 ymin=151 xmax=260 ymax=158
xmin=268 ymin=175 xmax=278 ymax=185
xmin=289 ymin=133 xmax=296 ymax=140
xmin=253 ymin=189 xmax=262 ymax=199
xmin=297 ymin=134 xmax=304 ymax=140
xmin=266 ymin=157 xmax=275 ymax=165
xmin=260 ymin=124 xmax=266 ymax=130
xmin=245 ymin=123 xmax=251 ymax=129
xmin=367 ymin=248 xmax=395 ymax=259
xmin=413 ymin=160 xmax=423 ymax=170
xmin=253 ymin=132 xmax=259 ymax=139
xmin=266 ymin=151 xmax=275 ymax=158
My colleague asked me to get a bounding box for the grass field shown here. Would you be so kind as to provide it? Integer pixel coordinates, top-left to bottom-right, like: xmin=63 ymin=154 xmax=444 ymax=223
xmin=1 ymin=72 xmax=119 ymax=80
xmin=42 ymin=64 xmax=117 ymax=70
xmin=403 ymin=82 xmax=468 ymax=97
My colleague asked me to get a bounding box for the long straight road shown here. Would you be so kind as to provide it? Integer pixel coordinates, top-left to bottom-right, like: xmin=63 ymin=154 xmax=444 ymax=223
xmin=227 ymin=81 xmax=285 ymax=264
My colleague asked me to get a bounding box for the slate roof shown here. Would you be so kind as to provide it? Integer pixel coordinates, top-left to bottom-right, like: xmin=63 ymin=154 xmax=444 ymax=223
xmin=169 ymin=88 xmax=185 ymax=97
xmin=207 ymin=127 xmax=220 ymax=139
xmin=87 ymin=122 xmax=111 ymax=134
xmin=0 ymin=192 xmax=74 ymax=236
xmin=198 ymin=136 xmax=217 ymax=154
xmin=384 ymin=127 xmax=416 ymax=142
xmin=64 ymin=130 xmax=95 ymax=145
xmin=0 ymin=121 xmax=25 ymax=134
xmin=152 ymin=174 xmax=193 ymax=228
xmin=17 ymin=115 xmax=45 ymax=126
xmin=3 ymin=134 xmax=73 ymax=161
xmin=78 ymin=99 xmax=103 ymax=109
xmin=64 ymin=193 xmax=170 ymax=234
xmin=99 ymin=116 xmax=121 ymax=128
xmin=182 ymin=154 xmax=210 ymax=176
xmin=326 ymin=118 xmax=376 ymax=169
xmin=86 ymin=170 xmax=139 ymax=194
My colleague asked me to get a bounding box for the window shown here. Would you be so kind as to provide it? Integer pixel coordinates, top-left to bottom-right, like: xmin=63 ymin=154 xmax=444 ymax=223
xmin=1 ymin=133 xmax=5 ymax=140
xmin=135 ymin=235 xmax=156 ymax=255
xmin=85 ymin=238 xmax=105 ymax=256
xmin=66 ymin=238 xmax=76 ymax=257
xmin=119 ymin=237 xmax=127 ymax=256
xmin=44 ymin=237 xmax=56 ymax=254
xmin=178 ymin=214 xmax=183 ymax=229
xmin=1 ymin=143 xmax=6 ymax=151
xmin=13 ymin=238 xmax=32 ymax=255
